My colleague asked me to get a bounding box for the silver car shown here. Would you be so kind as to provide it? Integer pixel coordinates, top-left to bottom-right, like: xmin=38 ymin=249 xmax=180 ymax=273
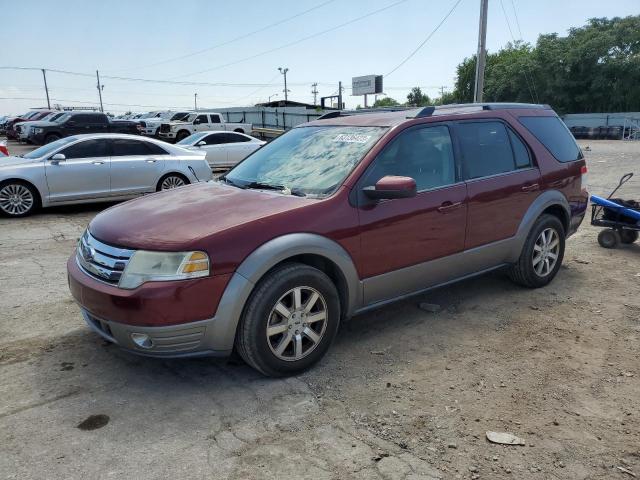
xmin=177 ymin=131 xmax=265 ymax=169
xmin=0 ymin=133 xmax=212 ymax=217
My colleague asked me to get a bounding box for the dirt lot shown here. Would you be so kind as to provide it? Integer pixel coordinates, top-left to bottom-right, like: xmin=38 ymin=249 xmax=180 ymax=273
xmin=0 ymin=139 xmax=639 ymax=480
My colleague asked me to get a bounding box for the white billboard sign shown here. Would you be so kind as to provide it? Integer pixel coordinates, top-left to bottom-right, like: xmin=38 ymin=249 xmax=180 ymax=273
xmin=352 ymin=75 xmax=383 ymax=96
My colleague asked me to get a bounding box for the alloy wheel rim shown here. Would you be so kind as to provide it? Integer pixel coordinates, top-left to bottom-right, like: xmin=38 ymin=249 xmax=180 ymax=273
xmin=161 ymin=176 xmax=185 ymax=190
xmin=266 ymin=286 xmax=328 ymax=362
xmin=532 ymin=227 xmax=560 ymax=277
xmin=0 ymin=184 xmax=34 ymax=215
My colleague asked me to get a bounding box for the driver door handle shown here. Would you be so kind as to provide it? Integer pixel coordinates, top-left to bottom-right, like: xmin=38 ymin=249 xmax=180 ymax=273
xmin=437 ymin=201 xmax=462 ymax=213
xmin=146 ymin=159 xmax=157 ymax=163
xmin=521 ymin=183 xmax=540 ymax=192
xmin=92 ymin=161 xmax=105 ymax=165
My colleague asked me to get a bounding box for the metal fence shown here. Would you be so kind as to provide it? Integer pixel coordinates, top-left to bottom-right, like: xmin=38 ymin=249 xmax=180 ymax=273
xmin=562 ymin=112 xmax=640 ymax=140
xmin=221 ymin=109 xmax=323 ymax=131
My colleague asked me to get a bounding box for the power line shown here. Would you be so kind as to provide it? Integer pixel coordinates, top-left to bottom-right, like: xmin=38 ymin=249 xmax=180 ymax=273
xmin=499 ymin=0 xmax=537 ymax=103
xmin=385 ymin=0 xmax=463 ymax=77
xmin=509 ymin=0 xmax=539 ymax=103
xmin=109 ymin=0 xmax=336 ymax=73
xmin=171 ymin=0 xmax=410 ymax=79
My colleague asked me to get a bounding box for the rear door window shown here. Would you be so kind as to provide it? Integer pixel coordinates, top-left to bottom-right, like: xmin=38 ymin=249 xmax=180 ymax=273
xmin=111 ymin=139 xmax=155 ymax=156
xmin=518 ymin=116 xmax=582 ymax=162
xmin=203 ymin=134 xmax=226 ymax=145
xmin=456 ymin=121 xmax=518 ymax=179
xmin=209 ymin=114 xmax=221 ymax=124
xmin=508 ymin=128 xmax=531 ymax=168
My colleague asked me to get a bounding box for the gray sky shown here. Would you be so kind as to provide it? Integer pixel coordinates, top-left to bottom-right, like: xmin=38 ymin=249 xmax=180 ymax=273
xmin=1 ymin=0 xmax=638 ymax=115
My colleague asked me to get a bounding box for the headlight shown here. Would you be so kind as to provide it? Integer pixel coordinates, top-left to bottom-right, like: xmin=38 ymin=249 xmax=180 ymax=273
xmin=33 ymin=127 xmax=43 ymax=134
xmin=119 ymin=250 xmax=210 ymax=289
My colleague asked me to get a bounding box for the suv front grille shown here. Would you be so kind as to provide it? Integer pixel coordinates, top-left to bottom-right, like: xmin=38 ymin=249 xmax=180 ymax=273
xmin=76 ymin=231 xmax=134 ymax=285
xmin=160 ymin=123 xmax=170 ymax=133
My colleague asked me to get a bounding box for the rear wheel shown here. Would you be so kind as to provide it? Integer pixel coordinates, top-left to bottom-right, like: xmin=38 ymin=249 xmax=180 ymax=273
xmin=157 ymin=173 xmax=188 ymax=191
xmin=620 ymin=230 xmax=638 ymax=244
xmin=0 ymin=181 xmax=39 ymax=217
xmin=235 ymin=263 xmax=340 ymax=377
xmin=598 ymin=229 xmax=621 ymax=248
xmin=508 ymin=214 xmax=565 ymax=288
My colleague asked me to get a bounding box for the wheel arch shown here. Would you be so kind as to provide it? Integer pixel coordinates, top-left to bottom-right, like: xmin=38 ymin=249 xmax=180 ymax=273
xmin=236 ymin=233 xmax=362 ymax=318
xmin=509 ymin=190 xmax=570 ymax=262
xmin=0 ymin=177 xmax=44 ymax=207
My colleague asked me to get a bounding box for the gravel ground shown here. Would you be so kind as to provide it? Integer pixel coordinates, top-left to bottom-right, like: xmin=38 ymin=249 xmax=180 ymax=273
xmin=0 ymin=139 xmax=639 ymax=480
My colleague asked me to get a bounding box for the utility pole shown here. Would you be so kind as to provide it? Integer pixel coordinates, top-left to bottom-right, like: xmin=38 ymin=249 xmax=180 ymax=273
xmin=96 ymin=70 xmax=104 ymax=112
xmin=311 ymin=83 xmax=318 ymax=105
xmin=194 ymin=93 xmax=198 ymax=111
xmin=473 ymin=0 xmax=489 ymax=103
xmin=278 ymin=67 xmax=289 ymax=102
xmin=338 ymin=81 xmax=343 ymax=110
xmin=41 ymin=69 xmax=51 ymax=109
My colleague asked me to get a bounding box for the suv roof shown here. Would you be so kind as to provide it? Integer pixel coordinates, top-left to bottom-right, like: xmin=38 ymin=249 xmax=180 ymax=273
xmin=310 ymin=103 xmax=552 ymax=127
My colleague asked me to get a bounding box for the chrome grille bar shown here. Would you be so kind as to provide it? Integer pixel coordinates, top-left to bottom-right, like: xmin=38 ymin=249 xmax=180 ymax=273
xmin=76 ymin=231 xmax=134 ymax=285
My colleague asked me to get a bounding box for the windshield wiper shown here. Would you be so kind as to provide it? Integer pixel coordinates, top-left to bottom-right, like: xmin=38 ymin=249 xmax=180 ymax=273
xmin=218 ymin=176 xmax=245 ymax=189
xmin=244 ymin=181 xmax=307 ymax=197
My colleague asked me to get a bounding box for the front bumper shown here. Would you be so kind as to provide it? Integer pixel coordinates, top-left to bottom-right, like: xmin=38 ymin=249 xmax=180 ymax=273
xmin=27 ymin=132 xmax=46 ymax=145
xmin=159 ymin=131 xmax=176 ymax=139
xmin=67 ymin=253 xmax=251 ymax=357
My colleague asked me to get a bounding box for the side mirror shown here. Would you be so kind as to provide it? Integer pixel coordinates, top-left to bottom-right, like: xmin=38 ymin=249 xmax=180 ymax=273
xmin=196 ymin=140 xmax=207 ymax=147
xmin=50 ymin=153 xmax=66 ymax=164
xmin=363 ymin=175 xmax=417 ymax=200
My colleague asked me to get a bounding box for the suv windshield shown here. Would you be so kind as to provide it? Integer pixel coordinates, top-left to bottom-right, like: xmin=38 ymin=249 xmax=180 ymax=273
xmin=171 ymin=112 xmax=190 ymax=121
xmin=225 ymin=126 xmax=386 ymax=197
xmin=23 ymin=137 xmax=76 ymax=159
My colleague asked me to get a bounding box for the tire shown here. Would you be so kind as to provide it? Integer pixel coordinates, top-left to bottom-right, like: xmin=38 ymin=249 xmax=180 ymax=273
xmin=157 ymin=173 xmax=189 ymax=191
xmin=176 ymin=130 xmax=190 ymax=142
xmin=0 ymin=180 xmax=39 ymax=217
xmin=598 ymin=229 xmax=621 ymax=249
xmin=620 ymin=230 xmax=639 ymax=244
xmin=508 ymin=214 xmax=565 ymax=288
xmin=44 ymin=134 xmax=61 ymax=144
xmin=235 ymin=262 xmax=341 ymax=377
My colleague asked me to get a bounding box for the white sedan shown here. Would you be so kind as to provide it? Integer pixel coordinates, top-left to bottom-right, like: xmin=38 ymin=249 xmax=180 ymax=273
xmin=0 ymin=134 xmax=212 ymax=217
xmin=177 ymin=131 xmax=265 ymax=169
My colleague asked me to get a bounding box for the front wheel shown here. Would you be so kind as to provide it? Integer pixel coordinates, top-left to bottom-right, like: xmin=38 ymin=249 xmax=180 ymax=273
xmin=44 ymin=134 xmax=61 ymax=144
xmin=176 ymin=130 xmax=190 ymax=142
xmin=508 ymin=214 xmax=565 ymax=288
xmin=0 ymin=181 xmax=39 ymax=217
xmin=235 ymin=263 xmax=341 ymax=377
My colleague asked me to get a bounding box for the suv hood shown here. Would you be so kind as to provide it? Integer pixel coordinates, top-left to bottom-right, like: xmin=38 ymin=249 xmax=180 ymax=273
xmin=89 ymin=181 xmax=313 ymax=250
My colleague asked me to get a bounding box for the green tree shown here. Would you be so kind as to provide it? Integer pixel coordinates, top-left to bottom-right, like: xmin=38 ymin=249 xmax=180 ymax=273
xmin=448 ymin=15 xmax=640 ymax=113
xmin=406 ymin=87 xmax=431 ymax=106
xmin=373 ymin=97 xmax=400 ymax=107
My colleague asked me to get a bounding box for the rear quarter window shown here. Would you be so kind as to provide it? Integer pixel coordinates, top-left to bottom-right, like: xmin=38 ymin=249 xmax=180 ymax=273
xmin=518 ymin=116 xmax=582 ymax=162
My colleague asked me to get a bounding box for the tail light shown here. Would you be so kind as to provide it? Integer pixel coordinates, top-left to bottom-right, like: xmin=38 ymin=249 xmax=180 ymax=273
xmin=0 ymin=143 xmax=8 ymax=156
xmin=581 ymin=165 xmax=588 ymax=192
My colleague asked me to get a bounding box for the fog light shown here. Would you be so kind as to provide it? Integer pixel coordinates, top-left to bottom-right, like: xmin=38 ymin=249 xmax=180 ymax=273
xmin=131 ymin=333 xmax=153 ymax=349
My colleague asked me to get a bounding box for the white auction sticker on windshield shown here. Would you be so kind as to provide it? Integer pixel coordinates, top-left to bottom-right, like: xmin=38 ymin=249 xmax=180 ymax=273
xmin=333 ymin=134 xmax=371 ymax=143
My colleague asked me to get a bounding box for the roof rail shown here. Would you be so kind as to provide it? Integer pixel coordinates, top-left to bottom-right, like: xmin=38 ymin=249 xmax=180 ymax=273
xmin=316 ymin=107 xmax=413 ymax=121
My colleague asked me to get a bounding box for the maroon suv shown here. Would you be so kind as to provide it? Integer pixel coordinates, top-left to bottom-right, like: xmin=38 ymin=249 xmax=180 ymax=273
xmin=68 ymin=103 xmax=588 ymax=376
